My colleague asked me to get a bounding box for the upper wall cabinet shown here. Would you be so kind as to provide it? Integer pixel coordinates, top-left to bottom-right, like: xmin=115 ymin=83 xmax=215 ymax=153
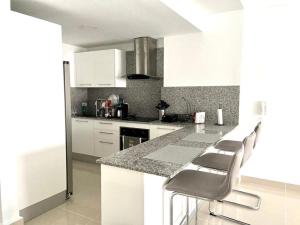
xmin=75 ymin=49 xmax=126 ymax=88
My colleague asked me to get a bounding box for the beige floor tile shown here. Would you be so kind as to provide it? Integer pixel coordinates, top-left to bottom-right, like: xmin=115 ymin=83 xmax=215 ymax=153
xmin=194 ymin=179 xmax=287 ymax=225
xmin=25 ymin=206 xmax=90 ymax=225
xmin=59 ymin=161 xmax=101 ymax=222
xmin=25 ymin=160 xmax=101 ymax=225
xmin=285 ymin=184 xmax=300 ymax=225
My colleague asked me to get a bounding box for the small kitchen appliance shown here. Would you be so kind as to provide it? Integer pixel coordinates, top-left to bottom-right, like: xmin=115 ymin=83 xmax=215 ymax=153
xmin=194 ymin=112 xmax=206 ymax=124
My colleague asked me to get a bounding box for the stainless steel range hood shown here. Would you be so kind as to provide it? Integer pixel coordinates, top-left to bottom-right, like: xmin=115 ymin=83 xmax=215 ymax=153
xmin=127 ymin=37 xmax=158 ymax=79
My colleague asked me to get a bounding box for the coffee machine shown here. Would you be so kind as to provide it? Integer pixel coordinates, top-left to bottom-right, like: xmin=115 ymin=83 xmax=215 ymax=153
xmin=117 ymin=103 xmax=128 ymax=118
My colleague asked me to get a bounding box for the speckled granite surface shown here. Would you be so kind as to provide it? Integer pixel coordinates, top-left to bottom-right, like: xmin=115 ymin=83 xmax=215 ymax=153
xmin=161 ymin=86 xmax=240 ymax=124
xmin=97 ymin=123 xmax=235 ymax=177
xmin=73 ymin=115 xmax=190 ymax=127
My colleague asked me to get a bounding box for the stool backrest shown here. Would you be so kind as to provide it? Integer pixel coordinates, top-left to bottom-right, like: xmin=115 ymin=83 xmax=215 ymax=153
xmin=253 ymin=121 xmax=262 ymax=148
xmin=221 ymin=142 xmax=244 ymax=197
xmin=242 ymin=131 xmax=256 ymax=166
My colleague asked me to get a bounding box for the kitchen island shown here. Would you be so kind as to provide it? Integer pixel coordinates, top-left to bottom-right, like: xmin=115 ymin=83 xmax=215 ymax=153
xmin=97 ymin=123 xmax=236 ymax=225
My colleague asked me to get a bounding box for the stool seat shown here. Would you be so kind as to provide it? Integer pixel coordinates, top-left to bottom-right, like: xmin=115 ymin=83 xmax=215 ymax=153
xmin=192 ymin=153 xmax=233 ymax=171
xmin=215 ymin=140 xmax=243 ymax=152
xmin=165 ymin=170 xmax=230 ymax=201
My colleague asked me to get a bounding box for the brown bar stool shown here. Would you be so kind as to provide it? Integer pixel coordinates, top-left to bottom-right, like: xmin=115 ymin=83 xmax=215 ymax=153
xmin=164 ymin=143 xmax=248 ymax=225
xmin=192 ymin=127 xmax=262 ymax=210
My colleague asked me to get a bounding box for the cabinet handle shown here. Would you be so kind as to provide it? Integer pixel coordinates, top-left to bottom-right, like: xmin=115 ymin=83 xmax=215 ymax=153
xmin=99 ymin=131 xmax=113 ymax=135
xmin=99 ymin=141 xmax=113 ymax=144
xmin=75 ymin=120 xmax=89 ymax=123
xmin=99 ymin=122 xmax=113 ymax=125
xmin=79 ymin=84 xmax=92 ymax=86
xmin=157 ymin=127 xmax=176 ymax=131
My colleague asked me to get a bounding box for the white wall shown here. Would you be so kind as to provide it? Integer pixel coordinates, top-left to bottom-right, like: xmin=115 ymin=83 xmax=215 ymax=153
xmin=1 ymin=10 xmax=67 ymax=212
xmin=0 ymin=3 xmax=22 ymax=225
xmin=0 ymin=0 xmax=10 ymax=12
xmin=239 ymin=2 xmax=299 ymax=184
xmin=164 ymin=10 xmax=243 ymax=87
xmin=62 ymin=43 xmax=86 ymax=87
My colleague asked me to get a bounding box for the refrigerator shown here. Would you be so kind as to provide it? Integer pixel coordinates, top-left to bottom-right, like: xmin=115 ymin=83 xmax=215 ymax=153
xmin=63 ymin=61 xmax=73 ymax=198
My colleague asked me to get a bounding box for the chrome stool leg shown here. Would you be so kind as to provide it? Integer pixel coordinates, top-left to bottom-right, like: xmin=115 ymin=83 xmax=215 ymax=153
xmin=209 ymin=200 xmax=250 ymax=225
xmin=186 ymin=197 xmax=189 ymax=225
xmin=170 ymin=192 xmax=176 ymax=225
xmin=195 ymin=199 xmax=198 ymax=225
xmin=220 ymin=189 xmax=261 ymax=210
xmin=170 ymin=193 xmax=190 ymax=225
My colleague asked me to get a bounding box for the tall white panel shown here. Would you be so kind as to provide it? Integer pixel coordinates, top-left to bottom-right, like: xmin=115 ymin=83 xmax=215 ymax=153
xmin=1 ymin=11 xmax=66 ymax=211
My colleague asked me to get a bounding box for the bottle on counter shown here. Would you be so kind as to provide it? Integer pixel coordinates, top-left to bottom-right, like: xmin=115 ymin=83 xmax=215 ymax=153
xmin=217 ymin=104 xmax=223 ymax=125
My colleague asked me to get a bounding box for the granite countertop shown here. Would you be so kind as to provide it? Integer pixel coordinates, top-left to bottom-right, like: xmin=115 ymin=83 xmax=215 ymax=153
xmin=72 ymin=115 xmax=190 ymax=127
xmin=96 ymin=122 xmax=236 ymax=177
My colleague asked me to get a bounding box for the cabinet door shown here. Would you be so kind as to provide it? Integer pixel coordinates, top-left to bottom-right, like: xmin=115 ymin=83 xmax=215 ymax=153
xmin=94 ymin=50 xmax=115 ymax=87
xmin=94 ymin=129 xmax=119 ymax=157
xmin=74 ymin=52 xmax=94 ymax=87
xmin=94 ymin=140 xmax=118 ymax=157
xmin=72 ymin=119 xmax=94 ymax=155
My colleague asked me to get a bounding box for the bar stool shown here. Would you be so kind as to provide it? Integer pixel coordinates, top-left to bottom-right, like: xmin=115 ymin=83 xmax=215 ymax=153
xmin=253 ymin=121 xmax=262 ymax=149
xmin=192 ymin=131 xmax=261 ymax=210
xmin=164 ymin=143 xmax=247 ymax=225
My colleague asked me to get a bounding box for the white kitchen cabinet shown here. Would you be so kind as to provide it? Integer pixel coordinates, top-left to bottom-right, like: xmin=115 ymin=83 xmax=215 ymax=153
xmin=71 ymin=119 xmax=183 ymax=158
xmin=93 ymin=120 xmax=119 ymax=157
xmin=94 ymin=129 xmax=119 ymax=158
xmin=74 ymin=51 xmax=95 ymax=87
xmin=72 ymin=118 xmax=94 ymax=156
xmin=75 ymin=49 xmax=126 ymax=87
xmin=94 ymin=120 xmax=119 ymax=131
xmin=150 ymin=125 xmax=182 ymax=139
xmin=94 ymin=140 xmax=118 ymax=158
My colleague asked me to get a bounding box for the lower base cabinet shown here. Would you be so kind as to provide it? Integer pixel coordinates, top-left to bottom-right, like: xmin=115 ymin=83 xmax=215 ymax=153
xmin=72 ymin=118 xmax=183 ymax=159
xmin=94 ymin=129 xmax=119 ymax=157
xmin=72 ymin=118 xmax=119 ymax=158
xmin=72 ymin=119 xmax=94 ymax=156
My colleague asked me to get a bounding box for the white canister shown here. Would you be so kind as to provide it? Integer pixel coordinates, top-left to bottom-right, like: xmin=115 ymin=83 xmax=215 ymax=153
xmin=195 ymin=112 xmax=205 ymax=124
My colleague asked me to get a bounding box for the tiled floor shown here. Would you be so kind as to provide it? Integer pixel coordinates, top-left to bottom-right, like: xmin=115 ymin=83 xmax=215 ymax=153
xmin=25 ymin=160 xmax=101 ymax=225
xmin=25 ymin=160 xmax=300 ymax=225
xmin=193 ymin=178 xmax=300 ymax=225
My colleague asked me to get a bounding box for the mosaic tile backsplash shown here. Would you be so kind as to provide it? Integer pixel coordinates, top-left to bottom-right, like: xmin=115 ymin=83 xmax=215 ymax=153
xmin=87 ymin=79 xmax=163 ymax=118
xmin=161 ymin=86 xmax=240 ymax=124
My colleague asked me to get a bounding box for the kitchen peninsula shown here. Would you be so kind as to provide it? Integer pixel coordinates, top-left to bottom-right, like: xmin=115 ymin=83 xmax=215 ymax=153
xmin=97 ymin=122 xmax=235 ymax=225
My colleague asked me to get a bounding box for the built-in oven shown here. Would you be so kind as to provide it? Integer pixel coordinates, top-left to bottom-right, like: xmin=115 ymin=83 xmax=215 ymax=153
xmin=120 ymin=127 xmax=150 ymax=150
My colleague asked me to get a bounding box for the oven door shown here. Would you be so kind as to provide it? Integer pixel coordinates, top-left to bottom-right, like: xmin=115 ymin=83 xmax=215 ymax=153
xmin=120 ymin=127 xmax=150 ymax=150
xmin=121 ymin=135 xmax=141 ymax=150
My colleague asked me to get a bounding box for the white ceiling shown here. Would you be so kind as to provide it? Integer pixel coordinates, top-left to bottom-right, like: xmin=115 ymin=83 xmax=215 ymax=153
xmin=11 ymin=0 xmax=242 ymax=48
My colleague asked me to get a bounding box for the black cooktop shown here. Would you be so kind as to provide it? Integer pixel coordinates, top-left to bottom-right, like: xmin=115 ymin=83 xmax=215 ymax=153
xmin=121 ymin=115 xmax=156 ymax=122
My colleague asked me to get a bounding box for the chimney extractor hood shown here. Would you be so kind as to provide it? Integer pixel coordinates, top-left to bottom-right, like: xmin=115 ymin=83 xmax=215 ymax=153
xmin=127 ymin=37 xmax=158 ymax=79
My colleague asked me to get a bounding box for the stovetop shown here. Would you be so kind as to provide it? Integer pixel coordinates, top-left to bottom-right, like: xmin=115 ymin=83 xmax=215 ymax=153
xmin=120 ymin=116 xmax=157 ymax=122
xmin=76 ymin=114 xmax=157 ymax=123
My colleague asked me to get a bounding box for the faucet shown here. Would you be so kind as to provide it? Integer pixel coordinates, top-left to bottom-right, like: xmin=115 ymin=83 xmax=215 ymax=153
xmin=182 ymin=97 xmax=192 ymax=115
